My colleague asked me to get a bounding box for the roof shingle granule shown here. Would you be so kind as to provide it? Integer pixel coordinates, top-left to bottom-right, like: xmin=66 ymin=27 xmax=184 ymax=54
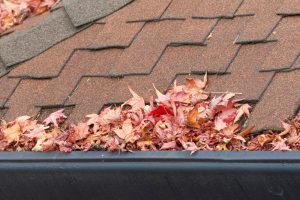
xmin=0 ymin=0 xmax=299 ymax=132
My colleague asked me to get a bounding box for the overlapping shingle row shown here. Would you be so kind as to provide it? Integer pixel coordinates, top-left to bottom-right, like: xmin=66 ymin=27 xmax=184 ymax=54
xmin=0 ymin=0 xmax=299 ymax=132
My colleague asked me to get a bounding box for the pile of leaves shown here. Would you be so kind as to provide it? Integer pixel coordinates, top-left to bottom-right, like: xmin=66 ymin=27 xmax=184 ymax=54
xmin=0 ymin=75 xmax=298 ymax=152
xmin=0 ymin=0 xmax=56 ymax=35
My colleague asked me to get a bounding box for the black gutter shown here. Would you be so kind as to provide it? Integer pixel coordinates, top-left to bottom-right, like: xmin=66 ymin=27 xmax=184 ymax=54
xmin=0 ymin=151 xmax=299 ymax=200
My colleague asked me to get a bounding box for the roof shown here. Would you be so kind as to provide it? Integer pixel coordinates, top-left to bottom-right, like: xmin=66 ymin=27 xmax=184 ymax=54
xmin=0 ymin=0 xmax=299 ymax=132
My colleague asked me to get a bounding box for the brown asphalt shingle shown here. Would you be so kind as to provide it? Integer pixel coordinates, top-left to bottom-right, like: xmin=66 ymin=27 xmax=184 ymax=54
xmin=9 ymin=24 xmax=105 ymax=78
xmin=248 ymin=71 xmax=300 ymax=131
xmin=0 ymin=0 xmax=299 ymax=133
xmin=206 ymin=43 xmax=276 ymax=101
xmin=235 ymin=0 xmax=284 ymax=43
xmin=260 ymin=17 xmax=300 ymax=71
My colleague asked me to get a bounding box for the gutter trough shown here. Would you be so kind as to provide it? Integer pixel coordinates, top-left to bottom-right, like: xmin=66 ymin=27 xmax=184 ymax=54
xmin=0 ymin=151 xmax=300 ymax=199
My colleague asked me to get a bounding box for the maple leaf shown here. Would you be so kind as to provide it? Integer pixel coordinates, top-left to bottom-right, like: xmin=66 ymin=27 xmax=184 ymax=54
xmin=214 ymin=108 xmax=237 ymax=131
xmin=278 ymin=122 xmax=291 ymax=136
xmin=153 ymin=84 xmax=170 ymax=104
xmin=3 ymin=122 xmax=21 ymax=145
xmin=113 ymin=119 xmax=133 ymax=139
xmin=183 ymin=76 xmax=209 ymax=103
xmin=160 ymin=141 xmax=177 ymax=150
xmin=43 ymin=109 xmax=67 ymax=127
xmin=148 ymin=105 xmax=174 ymax=117
xmin=234 ymin=104 xmax=251 ymax=123
xmin=186 ymin=108 xmax=200 ymax=129
xmin=257 ymin=134 xmax=273 ymax=147
xmin=122 ymin=87 xmax=145 ymax=111
xmin=25 ymin=126 xmax=47 ymax=138
xmin=179 ymin=139 xmax=198 ymax=153
xmin=67 ymin=122 xmax=89 ymax=143
xmin=98 ymin=107 xmax=121 ymax=125
xmin=272 ymin=140 xmax=291 ymax=151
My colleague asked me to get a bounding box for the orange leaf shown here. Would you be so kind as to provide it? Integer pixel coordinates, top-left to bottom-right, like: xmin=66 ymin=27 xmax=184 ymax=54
xmin=187 ymin=108 xmax=200 ymax=128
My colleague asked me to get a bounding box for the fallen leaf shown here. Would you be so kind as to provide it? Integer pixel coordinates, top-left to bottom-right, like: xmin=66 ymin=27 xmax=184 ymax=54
xmin=234 ymin=104 xmax=251 ymax=123
xmin=43 ymin=109 xmax=67 ymax=127
xmin=272 ymin=140 xmax=291 ymax=151
xmin=187 ymin=108 xmax=200 ymax=128
xmin=114 ymin=119 xmax=133 ymax=139
xmin=3 ymin=123 xmax=21 ymax=145
xmin=160 ymin=141 xmax=177 ymax=150
xmin=148 ymin=105 xmax=174 ymax=117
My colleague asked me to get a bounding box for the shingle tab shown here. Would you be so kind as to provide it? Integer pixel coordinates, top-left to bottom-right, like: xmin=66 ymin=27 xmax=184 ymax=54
xmin=248 ymin=70 xmax=300 ymax=131
xmin=63 ymin=0 xmax=133 ymax=27
xmin=0 ymin=8 xmax=77 ymax=68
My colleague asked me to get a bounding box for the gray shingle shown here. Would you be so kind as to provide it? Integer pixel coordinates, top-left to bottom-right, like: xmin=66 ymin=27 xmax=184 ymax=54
xmin=0 ymin=60 xmax=6 ymax=77
xmin=63 ymin=0 xmax=133 ymax=27
xmin=0 ymin=8 xmax=77 ymax=68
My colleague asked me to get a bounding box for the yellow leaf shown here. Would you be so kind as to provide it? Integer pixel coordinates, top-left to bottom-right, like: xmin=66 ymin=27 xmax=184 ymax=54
xmin=3 ymin=123 xmax=21 ymax=145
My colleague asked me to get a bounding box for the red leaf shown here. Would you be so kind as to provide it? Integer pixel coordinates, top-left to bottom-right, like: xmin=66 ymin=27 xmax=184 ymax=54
xmin=148 ymin=105 xmax=174 ymax=117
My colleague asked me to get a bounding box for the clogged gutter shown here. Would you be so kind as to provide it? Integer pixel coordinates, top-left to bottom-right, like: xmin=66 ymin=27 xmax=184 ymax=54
xmin=0 ymin=0 xmax=56 ymax=35
xmin=0 ymin=74 xmax=297 ymax=152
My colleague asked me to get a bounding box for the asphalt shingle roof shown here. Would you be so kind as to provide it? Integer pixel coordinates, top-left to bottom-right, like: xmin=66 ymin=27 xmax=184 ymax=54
xmin=0 ymin=0 xmax=299 ymax=132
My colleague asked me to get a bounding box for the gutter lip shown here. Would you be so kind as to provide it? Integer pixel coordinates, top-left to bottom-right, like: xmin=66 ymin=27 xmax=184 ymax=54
xmin=0 ymin=151 xmax=300 ymax=163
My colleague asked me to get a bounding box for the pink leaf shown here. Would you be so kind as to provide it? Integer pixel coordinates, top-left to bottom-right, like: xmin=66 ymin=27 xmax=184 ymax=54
xmin=43 ymin=109 xmax=67 ymax=127
xmin=160 ymin=141 xmax=177 ymax=150
xmin=234 ymin=104 xmax=251 ymax=123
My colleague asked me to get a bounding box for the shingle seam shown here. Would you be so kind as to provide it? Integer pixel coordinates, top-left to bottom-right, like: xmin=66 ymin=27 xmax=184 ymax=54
xmin=159 ymin=17 xmax=186 ymax=21
xmin=126 ymin=18 xmax=161 ymax=23
xmin=265 ymin=17 xmax=283 ymax=39
xmin=223 ymin=45 xmax=242 ymax=73
xmin=291 ymin=53 xmax=300 ymax=69
xmin=247 ymin=71 xmax=278 ymax=133
xmin=232 ymin=0 xmax=246 ymax=16
xmin=89 ymin=21 xmax=146 ymax=50
xmin=235 ymin=17 xmax=283 ymax=44
xmin=1 ymin=79 xmax=21 ymax=108
xmin=255 ymin=71 xmax=276 ymax=101
xmin=234 ymin=13 xmax=255 ymax=17
xmin=127 ymin=0 xmax=173 ymax=23
xmin=191 ymin=45 xmax=241 ymax=75
xmin=192 ymin=16 xmax=235 ymax=20
xmin=127 ymin=17 xmax=185 ymax=24
xmin=202 ymin=18 xmax=220 ymax=44
xmin=158 ymin=0 xmax=174 ymax=19
xmin=0 ymin=58 xmax=8 ymax=78
xmin=8 ymin=48 xmax=79 ymax=79
xmin=259 ymin=53 xmax=300 ymax=72
xmin=168 ymin=42 xmax=207 ymax=46
xmin=277 ymin=12 xmax=300 ymax=16
xmin=235 ymin=39 xmax=278 ymax=45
